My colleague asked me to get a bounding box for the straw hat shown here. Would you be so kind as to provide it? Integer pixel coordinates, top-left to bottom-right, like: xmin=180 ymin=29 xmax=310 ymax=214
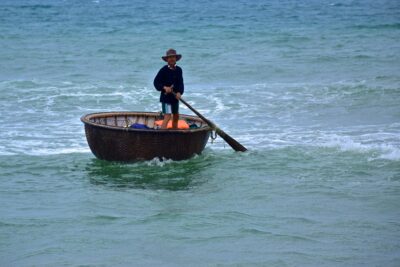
xmin=162 ymin=48 xmax=182 ymax=62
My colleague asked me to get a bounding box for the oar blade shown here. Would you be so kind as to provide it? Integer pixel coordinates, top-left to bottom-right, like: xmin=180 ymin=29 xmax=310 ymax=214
xmin=215 ymin=128 xmax=247 ymax=152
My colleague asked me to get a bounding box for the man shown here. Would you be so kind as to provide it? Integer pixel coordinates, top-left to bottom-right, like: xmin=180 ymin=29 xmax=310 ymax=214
xmin=153 ymin=48 xmax=184 ymax=129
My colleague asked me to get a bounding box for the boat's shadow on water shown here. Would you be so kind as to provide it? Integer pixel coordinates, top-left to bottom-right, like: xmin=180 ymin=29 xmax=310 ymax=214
xmin=84 ymin=150 xmax=219 ymax=191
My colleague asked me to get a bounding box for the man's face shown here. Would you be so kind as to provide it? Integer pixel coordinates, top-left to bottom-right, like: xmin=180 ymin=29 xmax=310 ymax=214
xmin=167 ymin=56 xmax=177 ymax=66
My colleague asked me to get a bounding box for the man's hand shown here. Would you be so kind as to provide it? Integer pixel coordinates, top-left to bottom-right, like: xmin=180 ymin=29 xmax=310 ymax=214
xmin=175 ymin=92 xmax=181 ymax=100
xmin=163 ymin=86 xmax=172 ymax=94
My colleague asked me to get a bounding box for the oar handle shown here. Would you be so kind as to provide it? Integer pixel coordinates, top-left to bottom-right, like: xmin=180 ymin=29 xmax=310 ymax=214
xmin=170 ymin=92 xmax=212 ymax=125
xmin=179 ymin=98 xmax=216 ymax=129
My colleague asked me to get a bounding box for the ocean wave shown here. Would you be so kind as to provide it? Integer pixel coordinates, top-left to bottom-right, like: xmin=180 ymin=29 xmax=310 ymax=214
xmin=18 ymin=5 xmax=53 ymax=10
xmin=315 ymin=133 xmax=400 ymax=160
xmin=212 ymin=126 xmax=400 ymax=161
xmin=0 ymin=144 xmax=90 ymax=156
xmin=353 ymin=23 xmax=400 ymax=30
xmin=378 ymin=149 xmax=400 ymax=161
xmin=0 ymin=79 xmax=398 ymax=162
xmin=2 ymin=127 xmax=398 ymax=161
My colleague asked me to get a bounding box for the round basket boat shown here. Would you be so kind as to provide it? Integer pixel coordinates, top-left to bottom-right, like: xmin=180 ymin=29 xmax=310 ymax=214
xmin=81 ymin=111 xmax=211 ymax=162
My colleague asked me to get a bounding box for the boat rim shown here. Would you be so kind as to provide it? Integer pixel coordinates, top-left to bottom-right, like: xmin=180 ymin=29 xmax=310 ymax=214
xmin=80 ymin=111 xmax=212 ymax=133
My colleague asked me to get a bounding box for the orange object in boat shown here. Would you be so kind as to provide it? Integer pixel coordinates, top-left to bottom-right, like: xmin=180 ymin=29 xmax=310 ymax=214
xmin=155 ymin=119 xmax=189 ymax=129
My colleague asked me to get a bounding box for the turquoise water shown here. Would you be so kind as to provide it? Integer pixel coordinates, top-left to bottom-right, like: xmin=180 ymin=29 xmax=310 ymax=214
xmin=1 ymin=0 xmax=400 ymax=266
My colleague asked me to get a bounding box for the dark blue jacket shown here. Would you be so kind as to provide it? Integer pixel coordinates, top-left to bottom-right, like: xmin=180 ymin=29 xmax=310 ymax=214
xmin=153 ymin=65 xmax=184 ymax=104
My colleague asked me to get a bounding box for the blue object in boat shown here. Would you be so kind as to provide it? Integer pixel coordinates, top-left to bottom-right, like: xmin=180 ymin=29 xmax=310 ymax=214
xmin=130 ymin=123 xmax=149 ymax=129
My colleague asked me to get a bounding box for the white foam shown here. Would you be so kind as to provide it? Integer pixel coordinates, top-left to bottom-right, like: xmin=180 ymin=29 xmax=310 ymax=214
xmin=0 ymin=151 xmax=17 ymax=156
xmin=0 ymin=146 xmax=90 ymax=156
xmin=144 ymin=157 xmax=175 ymax=167
xmin=213 ymin=97 xmax=228 ymax=113
xmin=315 ymin=133 xmax=400 ymax=159
xmin=208 ymin=128 xmax=400 ymax=161
xmin=44 ymin=147 xmax=91 ymax=155
xmin=379 ymin=150 xmax=400 ymax=160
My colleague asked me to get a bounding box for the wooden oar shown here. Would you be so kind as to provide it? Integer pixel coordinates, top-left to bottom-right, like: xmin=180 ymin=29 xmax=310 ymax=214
xmin=173 ymin=93 xmax=247 ymax=152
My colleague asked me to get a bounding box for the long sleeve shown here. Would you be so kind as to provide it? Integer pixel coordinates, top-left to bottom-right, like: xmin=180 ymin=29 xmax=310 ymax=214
xmin=174 ymin=68 xmax=184 ymax=95
xmin=179 ymin=69 xmax=184 ymax=95
xmin=153 ymin=68 xmax=165 ymax=92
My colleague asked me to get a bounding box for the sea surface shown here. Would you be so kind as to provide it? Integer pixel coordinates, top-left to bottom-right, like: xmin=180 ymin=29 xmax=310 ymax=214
xmin=1 ymin=0 xmax=400 ymax=266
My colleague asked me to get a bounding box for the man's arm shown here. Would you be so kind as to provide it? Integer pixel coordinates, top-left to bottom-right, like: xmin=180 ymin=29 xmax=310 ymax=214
xmin=174 ymin=68 xmax=184 ymax=100
xmin=176 ymin=68 xmax=184 ymax=95
xmin=153 ymin=68 xmax=166 ymax=93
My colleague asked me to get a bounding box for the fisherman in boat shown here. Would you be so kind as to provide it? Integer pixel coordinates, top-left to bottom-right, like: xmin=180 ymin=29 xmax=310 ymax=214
xmin=153 ymin=49 xmax=184 ymax=129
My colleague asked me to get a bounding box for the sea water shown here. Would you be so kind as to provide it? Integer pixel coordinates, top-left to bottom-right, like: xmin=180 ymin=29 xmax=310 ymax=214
xmin=0 ymin=0 xmax=399 ymax=266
